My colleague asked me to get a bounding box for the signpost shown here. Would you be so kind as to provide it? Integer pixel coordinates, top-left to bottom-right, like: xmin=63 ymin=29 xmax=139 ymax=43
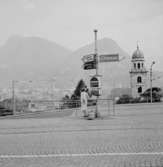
xmin=82 ymin=30 xmax=120 ymax=118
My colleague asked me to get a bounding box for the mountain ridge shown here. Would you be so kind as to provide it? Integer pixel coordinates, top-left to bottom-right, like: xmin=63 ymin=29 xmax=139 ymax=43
xmin=0 ymin=35 xmax=162 ymax=99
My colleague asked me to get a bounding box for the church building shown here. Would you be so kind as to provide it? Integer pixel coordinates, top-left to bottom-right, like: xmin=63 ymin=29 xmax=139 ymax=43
xmin=130 ymin=45 xmax=148 ymax=98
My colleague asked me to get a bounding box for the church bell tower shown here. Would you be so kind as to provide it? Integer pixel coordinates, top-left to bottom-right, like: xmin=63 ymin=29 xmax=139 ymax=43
xmin=130 ymin=45 xmax=148 ymax=98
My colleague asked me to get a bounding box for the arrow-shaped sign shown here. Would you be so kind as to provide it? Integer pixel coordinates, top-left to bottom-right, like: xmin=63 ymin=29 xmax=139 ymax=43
xmin=82 ymin=54 xmax=96 ymax=63
xmin=83 ymin=61 xmax=96 ymax=70
xmin=99 ymin=54 xmax=119 ymax=63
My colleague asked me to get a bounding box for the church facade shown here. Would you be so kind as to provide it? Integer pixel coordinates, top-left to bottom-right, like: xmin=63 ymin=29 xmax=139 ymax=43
xmin=130 ymin=45 xmax=148 ymax=98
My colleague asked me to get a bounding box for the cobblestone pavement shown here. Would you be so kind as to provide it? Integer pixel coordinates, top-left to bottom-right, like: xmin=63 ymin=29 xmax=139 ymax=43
xmin=0 ymin=103 xmax=163 ymax=166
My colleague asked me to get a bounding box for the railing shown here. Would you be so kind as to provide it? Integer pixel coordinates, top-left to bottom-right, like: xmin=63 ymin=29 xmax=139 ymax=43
xmin=0 ymin=98 xmax=115 ymax=118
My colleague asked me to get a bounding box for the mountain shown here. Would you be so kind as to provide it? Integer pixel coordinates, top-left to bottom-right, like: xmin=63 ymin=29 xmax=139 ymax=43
xmin=0 ymin=36 xmax=162 ymax=99
xmin=0 ymin=35 xmax=72 ymax=88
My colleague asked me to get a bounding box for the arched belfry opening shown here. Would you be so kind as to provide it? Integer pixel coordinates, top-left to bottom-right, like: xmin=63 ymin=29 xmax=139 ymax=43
xmin=138 ymin=87 xmax=142 ymax=93
xmin=137 ymin=76 xmax=142 ymax=83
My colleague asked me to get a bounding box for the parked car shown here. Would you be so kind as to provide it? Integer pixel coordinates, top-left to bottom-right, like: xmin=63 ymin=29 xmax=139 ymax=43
xmin=0 ymin=106 xmax=13 ymax=116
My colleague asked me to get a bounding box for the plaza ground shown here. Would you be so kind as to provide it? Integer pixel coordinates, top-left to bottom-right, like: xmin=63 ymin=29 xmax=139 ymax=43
xmin=0 ymin=103 xmax=163 ymax=166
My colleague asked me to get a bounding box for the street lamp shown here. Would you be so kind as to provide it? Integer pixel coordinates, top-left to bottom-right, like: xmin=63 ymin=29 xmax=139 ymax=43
xmin=12 ymin=80 xmax=16 ymax=115
xmin=12 ymin=80 xmax=33 ymax=114
xmin=150 ymin=61 xmax=155 ymax=103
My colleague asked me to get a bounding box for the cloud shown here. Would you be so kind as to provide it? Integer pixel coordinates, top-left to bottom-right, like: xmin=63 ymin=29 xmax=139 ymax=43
xmin=23 ymin=0 xmax=35 ymax=9
xmin=0 ymin=64 xmax=9 ymax=70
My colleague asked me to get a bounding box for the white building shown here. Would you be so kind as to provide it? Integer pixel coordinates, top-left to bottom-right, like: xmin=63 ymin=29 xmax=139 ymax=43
xmin=130 ymin=45 xmax=148 ymax=98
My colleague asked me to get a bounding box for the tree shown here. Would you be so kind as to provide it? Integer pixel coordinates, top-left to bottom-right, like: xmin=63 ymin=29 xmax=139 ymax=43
xmin=72 ymin=79 xmax=86 ymax=100
xmin=0 ymin=98 xmax=30 ymax=113
xmin=61 ymin=79 xmax=88 ymax=108
xmin=61 ymin=94 xmax=70 ymax=109
xmin=67 ymin=79 xmax=86 ymax=108
xmin=141 ymin=87 xmax=163 ymax=102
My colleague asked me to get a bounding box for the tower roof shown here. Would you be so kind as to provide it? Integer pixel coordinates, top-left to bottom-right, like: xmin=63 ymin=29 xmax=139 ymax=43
xmin=132 ymin=45 xmax=144 ymax=60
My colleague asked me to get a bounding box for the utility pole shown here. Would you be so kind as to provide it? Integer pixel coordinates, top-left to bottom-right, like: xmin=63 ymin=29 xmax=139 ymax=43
xmin=150 ymin=61 xmax=155 ymax=103
xmin=12 ymin=80 xmax=16 ymax=114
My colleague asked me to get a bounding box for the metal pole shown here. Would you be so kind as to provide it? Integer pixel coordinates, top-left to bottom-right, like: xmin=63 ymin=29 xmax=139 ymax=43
xmin=150 ymin=67 xmax=152 ymax=103
xmin=94 ymin=29 xmax=98 ymax=75
xmin=113 ymin=98 xmax=115 ymax=116
xmin=150 ymin=61 xmax=155 ymax=103
xmin=94 ymin=29 xmax=100 ymax=118
xmin=12 ymin=80 xmax=16 ymax=114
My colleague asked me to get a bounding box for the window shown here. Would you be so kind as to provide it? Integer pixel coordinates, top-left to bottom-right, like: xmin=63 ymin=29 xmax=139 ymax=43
xmin=142 ymin=63 xmax=144 ymax=68
xmin=134 ymin=63 xmax=136 ymax=69
xmin=138 ymin=87 xmax=142 ymax=93
xmin=137 ymin=76 xmax=142 ymax=83
xmin=138 ymin=63 xmax=140 ymax=69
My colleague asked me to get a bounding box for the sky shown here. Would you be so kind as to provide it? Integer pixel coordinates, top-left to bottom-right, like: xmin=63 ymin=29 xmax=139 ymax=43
xmin=0 ymin=0 xmax=163 ymax=70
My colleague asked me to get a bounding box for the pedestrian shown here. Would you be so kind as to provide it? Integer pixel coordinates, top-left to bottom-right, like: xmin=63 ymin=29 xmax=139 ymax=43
xmin=80 ymin=87 xmax=89 ymax=117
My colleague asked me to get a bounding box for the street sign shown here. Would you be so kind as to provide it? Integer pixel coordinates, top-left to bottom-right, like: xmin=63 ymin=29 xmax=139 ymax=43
xmin=82 ymin=54 xmax=96 ymax=70
xmin=90 ymin=75 xmax=101 ymax=96
xmin=99 ymin=54 xmax=119 ymax=63
xmin=83 ymin=61 xmax=96 ymax=70
xmin=82 ymin=54 xmax=95 ymax=63
xmin=91 ymin=87 xmax=101 ymax=96
xmin=90 ymin=76 xmax=99 ymax=87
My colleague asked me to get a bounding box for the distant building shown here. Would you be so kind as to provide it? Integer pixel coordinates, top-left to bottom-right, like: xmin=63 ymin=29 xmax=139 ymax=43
xmin=129 ymin=45 xmax=148 ymax=98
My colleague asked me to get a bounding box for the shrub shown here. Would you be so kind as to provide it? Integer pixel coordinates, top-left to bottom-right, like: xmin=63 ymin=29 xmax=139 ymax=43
xmin=116 ymin=94 xmax=133 ymax=104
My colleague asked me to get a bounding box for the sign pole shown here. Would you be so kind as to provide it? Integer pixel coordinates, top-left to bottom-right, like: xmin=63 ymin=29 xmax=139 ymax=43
xmin=94 ymin=29 xmax=100 ymax=118
xmin=94 ymin=29 xmax=98 ymax=75
xmin=82 ymin=30 xmax=120 ymax=119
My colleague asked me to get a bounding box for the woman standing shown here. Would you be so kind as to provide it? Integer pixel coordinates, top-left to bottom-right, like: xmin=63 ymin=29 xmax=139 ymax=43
xmin=80 ymin=87 xmax=89 ymax=117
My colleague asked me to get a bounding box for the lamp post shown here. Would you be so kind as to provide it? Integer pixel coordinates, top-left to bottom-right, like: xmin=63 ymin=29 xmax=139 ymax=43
xmin=12 ymin=80 xmax=16 ymax=114
xmin=50 ymin=77 xmax=56 ymax=100
xmin=150 ymin=61 xmax=155 ymax=103
xmin=12 ymin=80 xmax=33 ymax=114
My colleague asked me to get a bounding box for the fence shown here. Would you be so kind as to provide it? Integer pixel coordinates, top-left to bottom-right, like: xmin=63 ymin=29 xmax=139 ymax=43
xmin=98 ymin=98 xmax=115 ymax=116
xmin=73 ymin=98 xmax=115 ymax=118
xmin=0 ymin=98 xmax=115 ymax=118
